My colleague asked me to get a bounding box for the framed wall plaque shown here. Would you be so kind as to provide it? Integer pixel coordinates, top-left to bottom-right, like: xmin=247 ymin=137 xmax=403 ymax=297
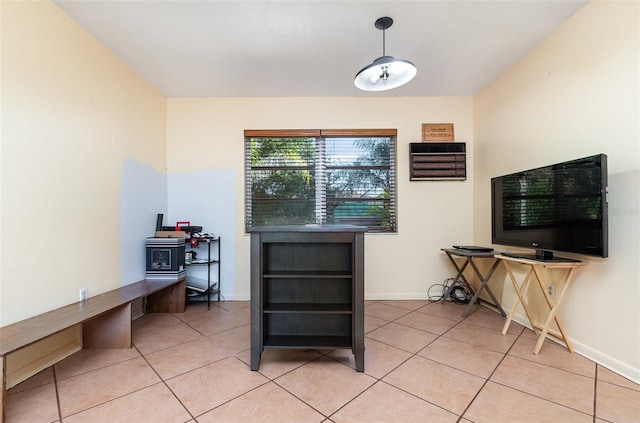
xmin=422 ymin=123 xmax=454 ymax=142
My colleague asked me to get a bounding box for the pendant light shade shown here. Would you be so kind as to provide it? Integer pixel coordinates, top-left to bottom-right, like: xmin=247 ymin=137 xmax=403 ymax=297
xmin=354 ymin=17 xmax=416 ymax=91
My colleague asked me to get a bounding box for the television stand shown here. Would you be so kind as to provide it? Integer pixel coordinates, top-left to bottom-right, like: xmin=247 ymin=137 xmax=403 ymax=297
xmin=496 ymin=254 xmax=588 ymax=354
xmin=440 ymin=249 xmax=506 ymax=318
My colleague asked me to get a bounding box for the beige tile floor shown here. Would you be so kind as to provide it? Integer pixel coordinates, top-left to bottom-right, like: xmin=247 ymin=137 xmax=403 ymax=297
xmin=6 ymin=300 xmax=640 ymax=422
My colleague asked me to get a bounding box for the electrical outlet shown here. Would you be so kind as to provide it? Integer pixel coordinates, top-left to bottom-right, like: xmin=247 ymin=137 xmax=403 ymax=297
xmin=79 ymin=288 xmax=88 ymax=301
xmin=547 ymin=284 xmax=555 ymax=300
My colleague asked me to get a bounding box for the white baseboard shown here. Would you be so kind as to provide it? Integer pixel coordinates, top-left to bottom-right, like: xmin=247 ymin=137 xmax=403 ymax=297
xmin=508 ymin=311 xmax=640 ymax=385
xmin=210 ymin=293 xmax=250 ymax=301
xmin=365 ymin=293 xmax=431 ymax=300
xmin=572 ymin=339 xmax=640 ymax=385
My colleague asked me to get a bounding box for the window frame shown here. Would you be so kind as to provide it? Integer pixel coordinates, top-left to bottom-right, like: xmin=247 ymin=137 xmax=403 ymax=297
xmin=244 ymin=129 xmax=397 ymax=233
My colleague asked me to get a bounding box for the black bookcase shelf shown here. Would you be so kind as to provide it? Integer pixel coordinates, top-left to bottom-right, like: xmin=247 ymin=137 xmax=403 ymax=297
xmin=263 ymin=271 xmax=352 ymax=278
xmin=250 ymin=225 xmax=365 ymax=372
xmin=263 ymin=335 xmax=352 ymax=349
xmin=264 ymin=303 xmax=352 ymax=313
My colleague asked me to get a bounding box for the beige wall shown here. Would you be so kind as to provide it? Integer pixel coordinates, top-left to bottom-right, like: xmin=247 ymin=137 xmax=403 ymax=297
xmin=1 ymin=0 xmax=167 ymax=384
xmin=474 ymin=0 xmax=639 ymax=381
xmin=1 ymin=0 xmax=167 ymax=326
xmin=166 ymin=97 xmax=475 ymax=301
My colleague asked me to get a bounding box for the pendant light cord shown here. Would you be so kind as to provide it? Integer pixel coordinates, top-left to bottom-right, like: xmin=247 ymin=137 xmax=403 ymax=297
xmin=382 ymin=29 xmax=386 ymax=56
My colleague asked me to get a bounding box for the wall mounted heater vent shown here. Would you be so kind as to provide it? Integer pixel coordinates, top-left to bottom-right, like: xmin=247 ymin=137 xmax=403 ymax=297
xmin=409 ymin=142 xmax=466 ymax=181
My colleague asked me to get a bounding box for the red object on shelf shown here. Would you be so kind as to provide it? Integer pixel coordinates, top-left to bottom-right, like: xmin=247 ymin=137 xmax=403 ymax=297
xmin=175 ymin=221 xmax=190 ymax=230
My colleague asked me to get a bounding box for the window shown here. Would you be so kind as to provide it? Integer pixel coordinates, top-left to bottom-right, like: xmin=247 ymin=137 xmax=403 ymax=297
xmin=245 ymin=129 xmax=397 ymax=232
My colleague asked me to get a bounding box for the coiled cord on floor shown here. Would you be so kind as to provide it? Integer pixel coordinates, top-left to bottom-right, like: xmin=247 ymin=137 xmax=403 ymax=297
xmin=427 ymin=278 xmax=472 ymax=304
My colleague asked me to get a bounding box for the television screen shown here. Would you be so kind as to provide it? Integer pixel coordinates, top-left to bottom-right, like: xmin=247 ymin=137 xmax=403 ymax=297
xmin=491 ymin=154 xmax=608 ymax=260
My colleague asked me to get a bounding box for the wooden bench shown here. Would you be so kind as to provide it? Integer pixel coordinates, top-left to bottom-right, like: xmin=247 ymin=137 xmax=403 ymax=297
xmin=0 ymin=278 xmax=186 ymax=422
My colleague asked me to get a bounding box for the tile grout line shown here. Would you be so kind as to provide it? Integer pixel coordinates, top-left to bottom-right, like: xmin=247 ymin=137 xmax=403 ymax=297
xmin=473 ymin=329 xmax=597 ymax=420
xmin=136 ymin=343 xmax=197 ymax=422
xmin=52 ymin=365 xmax=63 ymax=422
xmin=255 ymin=349 xmax=329 ymax=417
xmin=60 ymin=342 xmax=196 ymax=421
xmin=375 ymin=301 xmax=590 ymax=421
xmin=53 ymin=352 xmax=162 ymax=421
xmin=259 ymin=302 xmax=418 ymax=421
xmin=136 ymin=308 xmax=261 ymax=420
xmin=54 ymin=354 xmax=142 ymax=384
xmin=416 ymin=305 xmax=600 ymax=379
xmin=134 ymin=304 xmax=252 ymax=420
xmin=593 ymin=364 xmax=598 ymax=423
xmin=462 ymin=307 xmax=599 ymax=419
xmin=324 ymin=320 xmax=439 ymax=420
xmin=455 ymin=324 xmax=526 ymax=422
xmin=187 ymin=357 xmax=275 ymax=421
xmin=398 ymin=302 xmax=487 ymax=422
xmin=504 ymin=334 xmax=600 ymax=380
xmin=271 ymin=377 xmax=332 ymax=420
xmin=363 ymin=301 xmax=482 ymax=421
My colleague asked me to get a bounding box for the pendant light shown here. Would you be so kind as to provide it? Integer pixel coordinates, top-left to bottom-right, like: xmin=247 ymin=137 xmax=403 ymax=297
xmin=354 ymin=17 xmax=417 ymax=91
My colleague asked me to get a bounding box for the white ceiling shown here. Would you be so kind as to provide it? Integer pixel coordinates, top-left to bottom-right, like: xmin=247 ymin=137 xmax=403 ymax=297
xmin=53 ymin=0 xmax=588 ymax=98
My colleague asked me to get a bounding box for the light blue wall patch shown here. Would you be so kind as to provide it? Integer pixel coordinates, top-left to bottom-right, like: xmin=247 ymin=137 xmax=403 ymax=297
xmin=167 ymin=169 xmax=236 ymax=299
xmin=120 ymin=159 xmax=168 ymax=285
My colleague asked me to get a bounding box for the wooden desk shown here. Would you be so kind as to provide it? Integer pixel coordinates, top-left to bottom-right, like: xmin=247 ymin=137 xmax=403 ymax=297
xmin=496 ymin=255 xmax=588 ymax=354
xmin=441 ymin=249 xmax=506 ymax=318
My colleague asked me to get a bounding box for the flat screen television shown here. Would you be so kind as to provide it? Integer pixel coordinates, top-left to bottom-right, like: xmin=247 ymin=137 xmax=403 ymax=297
xmin=491 ymin=154 xmax=608 ymax=261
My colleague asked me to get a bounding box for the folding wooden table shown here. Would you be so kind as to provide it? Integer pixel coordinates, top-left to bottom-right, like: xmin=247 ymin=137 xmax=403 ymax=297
xmin=441 ymin=249 xmax=506 ymax=318
xmin=496 ymin=254 xmax=588 ymax=354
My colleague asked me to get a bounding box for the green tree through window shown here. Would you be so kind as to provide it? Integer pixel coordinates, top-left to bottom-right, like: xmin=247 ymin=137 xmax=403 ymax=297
xmin=249 ymin=137 xmax=316 ymax=227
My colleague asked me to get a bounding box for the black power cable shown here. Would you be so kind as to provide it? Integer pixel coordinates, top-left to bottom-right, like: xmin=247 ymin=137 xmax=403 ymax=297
xmin=427 ymin=278 xmax=471 ymax=304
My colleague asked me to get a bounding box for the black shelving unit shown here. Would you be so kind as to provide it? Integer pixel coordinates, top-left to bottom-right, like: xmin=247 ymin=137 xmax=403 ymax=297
xmin=185 ymin=236 xmax=221 ymax=309
xmin=250 ymin=225 xmax=365 ymax=372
